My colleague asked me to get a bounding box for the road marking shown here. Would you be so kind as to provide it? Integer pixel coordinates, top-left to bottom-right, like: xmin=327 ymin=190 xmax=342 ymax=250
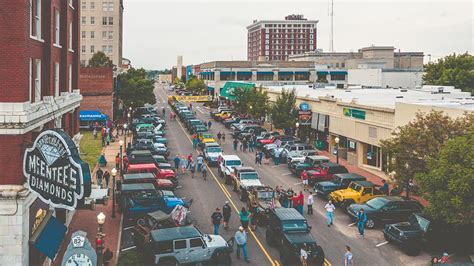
xmin=376 ymin=241 xmax=389 ymax=247
xmin=348 ymin=222 xmax=356 ymax=227
xmin=122 ymin=226 xmax=134 ymax=231
xmin=174 ymin=111 xmax=277 ymax=266
xmin=121 ymin=246 xmax=136 ymax=252
xmin=281 ymin=172 xmax=292 ymax=176
xmin=271 ymin=164 xmax=285 ymax=168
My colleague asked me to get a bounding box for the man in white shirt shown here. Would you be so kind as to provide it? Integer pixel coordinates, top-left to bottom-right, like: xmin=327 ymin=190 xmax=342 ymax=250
xmin=324 ymin=200 xmax=336 ymax=227
xmin=300 ymin=244 xmax=309 ymax=266
xmin=307 ymin=192 xmax=314 ymax=215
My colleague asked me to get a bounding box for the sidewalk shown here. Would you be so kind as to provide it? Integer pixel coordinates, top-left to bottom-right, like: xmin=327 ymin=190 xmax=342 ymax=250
xmin=53 ymin=138 xmax=123 ymax=266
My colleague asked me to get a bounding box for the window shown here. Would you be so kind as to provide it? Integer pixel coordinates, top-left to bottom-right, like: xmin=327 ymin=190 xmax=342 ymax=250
xmin=189 ymin=238 xmax=204 ymax=248
xmin=90 ymin=45 xmax=95 ymax=53
xmin=102 ymin=31 xmax=107 ymax=39
xmin=108 ymin=17 xmax=113 ymax=25
xmin=54 ymin=11 xmax=60 ymax=45
xmin=32 ymin=0 xmax=42 ymax=39
xmin=90 ymin=2 xmax=95 ymax=9
xmin=29 ymin=59 xmax=32 ymax=102
xmin=68 ymin=64 xmax=72 ymax=92
xmin=82 ymin=1 xmax=86 ymax=9
xmin=90 ymin=16 xmax=95 ymax=25
xmin=90 ymin=31 xmax=95 ymax=39
xmin=82 ymin=16 xmax=86 ymax=25
xmin=68 ymin=22 xmax=73 ymax=50
xmin=102 ymin=2 xmax=108 ymax=11
xmin=369 ymin=127 xmax=377 ymax=138
xmin=107 ymin=45 xmax=113 ymax=53
xmin=155 ymin=241 xmax=173 ymax=254
xmin=174 ymin=240 xmax=186 ymax=250
xmin=34 ymin=59 xmax=41 ymax=102
xmin=81 ymin=60 xmax=86 ymax=66
xmin=54 ymin=63 xmax=60 ymax=97
xmin=102 ymin=17 xmax=107 ymax=25
xmin=108 ymin=31 xmax=113 ymax=39
xmin=108 ymin=2 xmax=114 ymax=11
xmin=81 ymin=45 xmax=86 ymax=53
xmin=81 ymin=31 xmax=86 ymax=39
xmin=102 ymin=45 xmax=107 ymax=52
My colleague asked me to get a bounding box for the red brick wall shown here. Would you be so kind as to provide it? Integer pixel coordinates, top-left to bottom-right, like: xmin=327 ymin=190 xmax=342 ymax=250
xmin=80 ymin=95 xmax=113 ymax=119
xmin=79 ymin=67 xmax=113 ymax=94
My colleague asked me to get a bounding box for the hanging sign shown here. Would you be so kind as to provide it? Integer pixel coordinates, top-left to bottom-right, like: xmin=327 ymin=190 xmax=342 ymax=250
xmin=23 ymin=129 xmax=91 ymax=211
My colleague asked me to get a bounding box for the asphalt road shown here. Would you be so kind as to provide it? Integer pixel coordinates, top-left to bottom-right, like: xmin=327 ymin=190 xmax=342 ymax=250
xmin=122 ymin=82 xmax=432 ymax=266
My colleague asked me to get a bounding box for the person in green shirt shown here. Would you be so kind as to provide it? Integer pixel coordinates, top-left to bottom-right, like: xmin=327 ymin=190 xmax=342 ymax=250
xmin=239 ymin=207 xmax=250 ymax=231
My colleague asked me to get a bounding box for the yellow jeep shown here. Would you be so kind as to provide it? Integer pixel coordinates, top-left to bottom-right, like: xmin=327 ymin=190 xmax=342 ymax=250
xmin=198 ymin=133 xmax=216 ymax=147
xmin=329 ymin=180 xmax=384 ymax=208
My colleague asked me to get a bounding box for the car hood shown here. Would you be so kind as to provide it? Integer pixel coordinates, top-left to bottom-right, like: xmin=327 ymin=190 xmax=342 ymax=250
xmin=158 ymin=169 xmax=175 ymax=176
xmin=207 ymin=152 xmax=222 ymax=158
xmin=391 ymin=221 xmax=422 ymax=232
xmin=202 ymin=138 xmax=215 ymax=143
xmin=348 ymin=204 xmax=376 ymax=215
xmin=332 ymin=189 xmax=358 ymax=198
xmin=315 ymin=181 xmax=337 ymax=190
xmin=295 ymin=163 xmax=311 ymax=169
xmin=204 ymin=235 xmax=229 ymax=248
xmin=240 ymin=179 xmax=263 ymax=188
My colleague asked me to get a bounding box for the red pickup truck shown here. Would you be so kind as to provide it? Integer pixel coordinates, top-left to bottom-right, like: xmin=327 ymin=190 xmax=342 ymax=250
xmin=127 ymin=163 xmax=176 ymax=182
xmin=301 ymin=162 xmax=348 ymax=185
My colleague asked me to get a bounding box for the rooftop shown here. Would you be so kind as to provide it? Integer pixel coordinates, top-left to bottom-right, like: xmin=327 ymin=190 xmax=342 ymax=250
xmin=266 ymin=85 xmax=473 ymax=110
xmin=151 ymin=226 xmax=202 ymax=242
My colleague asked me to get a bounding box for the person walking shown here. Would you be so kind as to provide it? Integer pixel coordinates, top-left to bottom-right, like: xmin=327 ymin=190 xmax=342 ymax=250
xmin=235 ymin=226 xmax=249 ymax=262
xmin=243 ymin=138 xmax=248 ymax=152
xmin=233 ymin=139 xmax=238 ymax=151
xmin=301 ymin=171 xmax=309 ymax=190
xmin=255 ymin=152 xmax=259 ymax=165
xmin=357 ymin=208 xmax=367 ymax=237
xmin=103 ymin=170 xmax=110 ymax=189
xmin=180 ymin=156 xmax=187 ymax=175
xmin=115 ymin=153 xmax=120 ymax=170
xmin=96 ymin=168 xmax=104 ymax=188
xmin=187 ymin=153 xmax=193 ymax=169
xmin=211 ymin=208 xmax=223 ymax=235
xmin=344 ymin=246 xmax=353 ymax=266
xmin=248 ymin=138 xmax=254 ymax=152
xmin=325 ymin=200 xmax=336 ymax=227
xmin=296 ymin=191 xmax=304 ymax=214
xmin=249 ymin=204 xmax=257 ymax=231
xmin=189 ymin=161 xmax=196 ymax=178
xmin=222 ymin=133 xmax=226 ymax=143
xmin=201 ymin=163 xmax=207 ymax=180
xmin=222 ymin=201 xmax=231 ymax=230
xmin=123 ymin=155 xmax=129 ymax=173
xmin=192 ymin=137 xmax=199 ymax=149
xmin=300 ymin=244 xmax=309 ymax=266
xmin=208 ymin=120 xmax=212 ymax=129
xmin=273 ymin=148 xmax=281 ymax=165
xmin=380 ymin=180 xmax=389 ymax=195
xmin=174 ymin=155 xmax=181 ymax=173
xmin=258 ymin=151 xmax=264 ymax=165
xmin=239 ymin=207 xmax=250 ymax=231
xmin=307 ymin=192 xmax=314 ymax=215
xmin=196 ymin=154 xmax=204 ymax=172
xmin=162 ymin=106 xmax=166 ymax=116
xmin=217 ymin=132 xmax=222 ymax=144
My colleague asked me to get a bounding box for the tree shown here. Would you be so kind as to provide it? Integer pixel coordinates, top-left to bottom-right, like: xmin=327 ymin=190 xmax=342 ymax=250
xmin=233 ymin=86 xmax=269 ymax=119
xmin=173 ymin=77 xmax=181 ymax=85
xmin=87 ymin=51 xmax=114 ymax=68
xmin=381 ymin=111 xmax=474 ymax=194
xmin=269 ymin=89 xmax=298 ymax=130
xmin=423 ymin=53 xmax=474 ymax=94
xmin=185 ymin=77 xmax=206 ymax=94
xmin=416 ymin=127 xmax=474 ymax=226
xmin=117 ymin=67 xmax=156 ymax=109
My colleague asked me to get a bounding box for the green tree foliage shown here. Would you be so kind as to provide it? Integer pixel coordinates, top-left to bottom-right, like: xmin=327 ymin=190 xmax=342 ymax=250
xmin=87 ymin=51 xmax=114 ymax=68
xmin=185 ymin=77 xmax=206 ymax=94
xmin=423 ymin=53 xmax=474 ymax=94
xmin=234 ymin=86 xmax=269 ymax=119
xmin=269 ymin=89 xmax=298 ymax=130
xmin=117 ymin=67 xmax=156 ymax=108
xmin=381 ymin=111 xmax=474 ymax=189
xmin=416 ymin=127 xmax=474 ymax=226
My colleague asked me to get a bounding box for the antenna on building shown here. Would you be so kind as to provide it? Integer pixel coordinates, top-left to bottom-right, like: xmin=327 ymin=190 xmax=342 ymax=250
xmin=329 ymin=0 xmax=334 ymax=52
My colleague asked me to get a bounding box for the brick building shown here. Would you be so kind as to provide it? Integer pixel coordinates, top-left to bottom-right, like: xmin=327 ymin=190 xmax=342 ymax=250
xmin=0 ymin=0 xmax=82 ymax=265
xmin=247 ymin=14 xmax=318 ymax=61
xmin=78 ymin=67 xmax=114 ymax=127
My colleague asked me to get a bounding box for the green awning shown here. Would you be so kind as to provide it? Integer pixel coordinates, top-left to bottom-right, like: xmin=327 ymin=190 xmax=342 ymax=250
xmin=219 ymin=81 xmax=255 ymax=101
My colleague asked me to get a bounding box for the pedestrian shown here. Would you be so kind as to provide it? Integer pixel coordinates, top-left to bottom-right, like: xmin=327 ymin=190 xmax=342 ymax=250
xmin=103 ymin=170 xmax=110 ymax=189
xmin=344 ymin=246 xmax=353 ymax=266
xmin=103 ymin=248 xmax=113 ymax=266
xmin=208 ymin=120 xmax=212 ymax=129
xmin=325 ymin=200 xmax=336 ymax=227
xmin=189 ymin=161 xmax=196 ymax=178
xmin=234 ymin=226 xmax=249 ymax=262
xmin=96 ymin=168 xmax=104 ymax=188
xmin=211 ymin=208 xmax=223 ymax=235
xmin=255 ymin=152 xmax=259 ymax=165
xmin=187 ymin=153 xmax=193 ymax=169
xmin=249 ymin=204 xmax=257 ymax=231
xmin=222 ymin=133 xmax=226 ymax=143
xmin=243 ymin=138 xmax=248 ymax=152
xmin=222 ymin=201 xmax=231 ymax=230
xmin=296 ymin=191 xmax=304 ymax=214
xmin=233 ymin=139 xmax=238 ymax=151
xmin=162 ymin=106 xmax=166 ymax=116
xmin=258 ymin=151 xmax=264 ymax=165
xmin=101 ymin=133 xmax=105 ymax=147
xmin=301 ymin=171 xmax=309 ymax=191
xmin=201 ymin=163 xmax=207 ymax=180
xmin=192 ymin=137 xmax=199 ymax=149
xmin=169 ymin=111 xmax=173 ymax=120
xmin=300 ymin=244 xmax=309 ymax=266
xmin=196 ymin=154 xmax=204 ymax=172
xmin=307 ymin=192 xmax=314 ymax=215
xmin=123 ymin=155 xmax=129 ymax=173
xmin=93 ymin=128 xmax=97 ymax=139
xmin=180 ymin=156 xmax=187 ymax=175
xmin=217 ymin=132 xmax=222 ymax=144
xmin=115 ymin=153 xmax=120 ymax=170
xmin=248 ymin=139 xmax=254 ymax=152
xmin=240 ymin=139 xmax=243 ymax=151
xmin=273 ymin=148 xmax=280 ymax=165
xmin=239 ymin=207 xmax=250 ymax=231
xmin=174 ymin=155 xmax=181 ymax=172
xmin=263 ymin=153 xmax=270 ymax=165
xmin=380 ymin=180 xmax=389 ymax=195
xmin=356 ymin=208 xmax=367 ymax=237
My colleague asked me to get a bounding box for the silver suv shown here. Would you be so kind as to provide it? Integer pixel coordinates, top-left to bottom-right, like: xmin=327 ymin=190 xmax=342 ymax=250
xmin=147 ymin=225 xmax=232 ymax=265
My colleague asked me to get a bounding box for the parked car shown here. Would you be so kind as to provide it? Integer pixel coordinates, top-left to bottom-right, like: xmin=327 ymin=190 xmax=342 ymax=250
xmin=286 ymin=150 xmax=318 ymax=165
xmin=229 ymin=166 xmax=263 ymax=201
xmin=217 ymin=155 xmax=242 ymax=180
xmin=347 ymin=196 xmax=423 ymax=229
xmin=121 ymin=173 xmax=175 ymax=191
xmin=314 ymin=173 xmax=367 ymax=199
xmin=266 ymin=208 xmax=325 ymax=266
xmin=247 ymin=186 xmax=281 ymax=226
xmin=128 ymin=150 xmax=155 ymax=164
xmin=203 ymin=143 xmax=223 ymax=166
xmin=301 ymin=162 xmax=349 ymax=185
xmin=329 ymin=181 xmax=385 ymax=208
xmin=144 ymin=226 xmax=233 ymax=265
xmin=280 ymin=143 xmax=315 ymax=160
xmin=289 ymin=155 xmax=330 ymax=177
xmin=119 ymin=183 xmax=161 ymax=219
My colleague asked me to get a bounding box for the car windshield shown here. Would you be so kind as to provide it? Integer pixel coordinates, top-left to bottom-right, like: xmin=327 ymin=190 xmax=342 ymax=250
xmin=226 ymin=160 xmax=241 ymax=166
xmin=411 ymin=214 xmax=430 ymax=232
xmin=240 ymin=173 xmax=258 ymax=180
xmin=348 ymin=182 xmax=363 ymax=192
xmin=257 ymin=191 xmax=274 ymax=199
xmin=208 ymin=147 xmax=222 ymax=153
xmin=202 ymin=134 xmax=214 ymax=138
xmin=282 ymin=220 xmax=308 ymax=231
xmin=365 ymin=198 xmax=387 ymax=209
xmin=332 ymin=176 xmax=342 ymax=184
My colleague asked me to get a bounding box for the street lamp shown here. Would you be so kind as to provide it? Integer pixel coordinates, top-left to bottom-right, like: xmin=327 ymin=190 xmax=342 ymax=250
xmin=295 ymin=122 xmax=300 ymax=138
xmin=123 ymin=123 xmax=128 ymax=154
xmin=335 ymin=136 xmax=340 ymax=164
xmin=111 ymin=168 xmax=117 ymax=218
xmin=404 ymin=162 xmax=410 ymax=198
xmin=96 ymin=212 xmax=106 ymax=266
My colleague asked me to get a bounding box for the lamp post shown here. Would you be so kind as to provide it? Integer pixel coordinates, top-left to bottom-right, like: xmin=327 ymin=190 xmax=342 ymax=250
xmin=404 ymin=162 xmax=410 ymax=198
xmin=295 ymin=122 xmax=300 ymax=138
xmin=123 ymin=123 xmax=128 ymax=153
xmin=119 ymin=140 xmax=124 ymax=175
xmin=127 ymin=112 xmax=131 ymax=127
xmin=335 ymin=136 xmax=340 ymax=164
xmin=111 ymin=168 xmax=117 ymax=218
xmin=96 ymin=212 xmax=106 ymax=266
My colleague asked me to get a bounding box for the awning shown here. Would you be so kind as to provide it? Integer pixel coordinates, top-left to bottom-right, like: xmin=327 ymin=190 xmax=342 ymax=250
xmin=257 ymin=71 xmax=274 ymax=75
xmin=330 ymin=71 xmax=348 ymax=75
xmin=317 ymin=71 xmax=329 ymax=75
xmin=295 ymin=71 xmax=310 ymax=75
xmin=219 ymin=81 xmax=255 ymax=101
xmin=30 ymin=212 xmax=67 ymax=259
xmin=278 ymin=71 xmax=294 ymax=75
xmin=237 ymin=71 xmax=252 ymax=75
xmin=79 ymin=110 xmax=108 ymax=121
xmin=220 ymin=71 xmax=236 ymax=75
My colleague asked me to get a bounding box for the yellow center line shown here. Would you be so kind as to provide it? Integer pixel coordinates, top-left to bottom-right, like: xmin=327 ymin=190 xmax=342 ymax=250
xmin=174 ymin=112 xmax=277 ymax=266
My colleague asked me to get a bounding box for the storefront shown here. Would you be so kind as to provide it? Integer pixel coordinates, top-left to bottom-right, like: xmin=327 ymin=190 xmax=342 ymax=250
xmin=79 ymin=110 xmax=108 ymax=130
xmin=310 ymin=112 xmax=329 ymax=151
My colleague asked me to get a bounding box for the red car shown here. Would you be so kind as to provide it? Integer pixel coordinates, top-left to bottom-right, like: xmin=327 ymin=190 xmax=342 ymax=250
xmin=122 ymin=173 xmax=176 ymax=191
xmin=301 ymin=162 xmax=348 ymax=185
xmin=127 ymin=163 xmax=176 ymax=182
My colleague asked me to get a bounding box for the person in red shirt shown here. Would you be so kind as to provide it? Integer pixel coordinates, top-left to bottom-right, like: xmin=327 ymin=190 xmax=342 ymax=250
xmin=123 ymin=155 xmax=129 ymax=173
xmin=301 ymin=172 xmax=309 ymax=190
xmin=187 ymin=153 xmax=193 ymax=169
xmin=295 ymin=191 xmax=304 ymax=215
xmin=291 ymin=193 xmax=299 ymax=210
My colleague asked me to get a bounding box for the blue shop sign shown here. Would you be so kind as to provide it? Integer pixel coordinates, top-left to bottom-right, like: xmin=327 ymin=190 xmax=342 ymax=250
xmin=299 ymin=102 xmax=310 ymax=112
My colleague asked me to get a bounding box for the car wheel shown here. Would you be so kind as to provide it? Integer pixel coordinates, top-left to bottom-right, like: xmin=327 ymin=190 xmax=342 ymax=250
xmin=404 ymin=245 xmax=421 ymax=256
xmin=342 ymin=200 xmax=355 ymax=209
xmin=366 ymin=219 xmax=375 ymax=229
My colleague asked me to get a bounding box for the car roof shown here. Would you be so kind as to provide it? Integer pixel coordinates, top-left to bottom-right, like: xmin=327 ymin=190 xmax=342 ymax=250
xmin=333 ymin=173 xmax=366 ymax=180
xmin=221 ymin=155 xmax=240 ymax=160
xmin=131 ymin=150 xmax=153 ymax=156
xmin=123 ymin=173 xmax=155 ymax=181
xmin=151 ymin=225 xmax=201 ymax=242
xmin=128 ymin=163 xmax=157 ymax=170
xmin=322 ymin=162 xmax=344 ymax=167
xmin=273 ymin=208 xmax=306 ymax=221
xmin=234 ymin=166 xmax=256 ymax=172
xmin=378 ymin=196 xmax=421 ymax=203
xmin=284 ymin=232 xmax=316 ymax=244
xmin=353 ymin=181 xmax=375 ymax=187
xmin=121 ymin=183 xmax=156 ymax=191
xmin=307 ymin=155 xmax=330 ymax=160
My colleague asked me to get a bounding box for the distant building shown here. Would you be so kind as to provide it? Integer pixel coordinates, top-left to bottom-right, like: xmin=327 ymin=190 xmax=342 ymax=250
xmin=121 ymin=57 xmax=131 ymax=71
xmin=158 ymin=74 xmax=173 ymax=84
xmin=247 ymin=14 xmax=318 ymax=61
xmin=348 ymin=68 xmax=423 ymax=89
xmin=177 ymin=56 xmax=183 ymax=79
xmin=79 ymin=0 xmax=124 ymax=69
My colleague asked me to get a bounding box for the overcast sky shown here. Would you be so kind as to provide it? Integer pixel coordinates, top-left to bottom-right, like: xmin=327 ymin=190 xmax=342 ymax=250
xmin=123 ymin=0 xmax=473 ymax=70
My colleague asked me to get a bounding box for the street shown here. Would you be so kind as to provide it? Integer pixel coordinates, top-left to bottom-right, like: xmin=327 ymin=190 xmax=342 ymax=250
xmin=150 ymin=83 xmax=433 ymax=266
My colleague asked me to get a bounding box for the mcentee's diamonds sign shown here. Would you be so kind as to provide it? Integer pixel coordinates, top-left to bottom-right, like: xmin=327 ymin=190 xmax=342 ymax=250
xmin=23 ymin=130 xmax=91 ymax=210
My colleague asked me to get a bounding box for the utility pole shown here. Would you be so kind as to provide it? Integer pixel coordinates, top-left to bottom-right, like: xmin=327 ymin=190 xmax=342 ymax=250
xmin=329 ymin=0 xmax=334 ymax=52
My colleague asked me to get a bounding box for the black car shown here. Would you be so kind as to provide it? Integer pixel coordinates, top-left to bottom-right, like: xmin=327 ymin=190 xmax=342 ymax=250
xmin=347 ymin=196 xmax=423 ymax=229
xmin=314 ymin=173 xmax=367 ymax=198
xmin=266 ymin=208 xmax=324 ymax=266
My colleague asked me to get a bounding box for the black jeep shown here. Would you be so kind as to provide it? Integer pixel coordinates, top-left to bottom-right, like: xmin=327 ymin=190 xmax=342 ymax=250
xmin=266 ymin=208 xmax=325 ymax=266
